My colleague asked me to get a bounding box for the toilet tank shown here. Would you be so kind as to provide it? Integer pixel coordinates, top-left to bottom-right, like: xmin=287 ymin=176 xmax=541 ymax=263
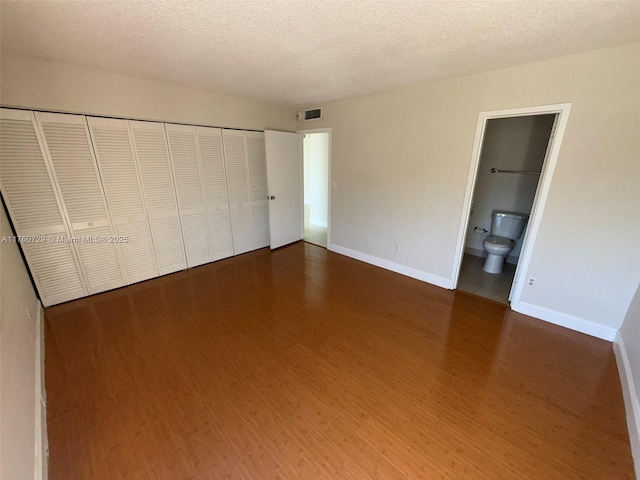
xmin=491 ymin=211 xmax=529 ymax=240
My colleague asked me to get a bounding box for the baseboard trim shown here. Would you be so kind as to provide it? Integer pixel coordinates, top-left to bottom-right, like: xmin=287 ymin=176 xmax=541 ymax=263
xmin=505 ymin=255 xmax=519 ymax=265
xmin=464 ymin=247 xmax=486 ymax=258
xmin=614 ymin=332 xmax=640 ymax=478
xmin=328 ymin=244 xmax=619 ymax=343
xmin=309 ymin=218 xmax=328 ymax=228
xmin=34 ymin=301 xmax=48 ymax=480
xmin=512 ymin=301 xmax=618 ymax=341
xmin=328 ymin=243 xmax=451 ymax=290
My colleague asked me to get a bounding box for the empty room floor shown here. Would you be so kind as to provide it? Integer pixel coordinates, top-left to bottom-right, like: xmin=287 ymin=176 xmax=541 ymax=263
xmin=44 ymin=243 xmax=635 ymax=479
xmin=457 ymin=253 xmax=516 ymax=304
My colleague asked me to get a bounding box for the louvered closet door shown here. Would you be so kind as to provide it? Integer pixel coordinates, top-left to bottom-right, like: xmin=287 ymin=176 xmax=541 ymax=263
xmin=165 ymin=123 xmax=212 ymax=267
xmin=129 ymin=120 xmax=187 ymax=275
xmin=246 ymin=131 xmax=270 ymax=249
xmin=35 ymin=112 xmax=126 ymax=295
xmin=86 ymin=117 xmax=158 ymax=284
xmin=196 ymin=126 xmax=234 ymax=261
xmin=222 ymin=130 xmax=253 ymax=255
xmin=0 ymin=108 xmax=87 ymax=306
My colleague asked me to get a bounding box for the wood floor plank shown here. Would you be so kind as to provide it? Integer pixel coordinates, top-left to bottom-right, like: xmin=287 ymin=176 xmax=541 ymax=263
xmin=45 ymin=243 xmax=635 ymax=479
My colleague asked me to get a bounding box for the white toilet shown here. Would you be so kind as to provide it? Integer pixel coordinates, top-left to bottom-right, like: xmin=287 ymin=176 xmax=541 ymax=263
xmin=482 ymin=211 xmax=529 ymax=274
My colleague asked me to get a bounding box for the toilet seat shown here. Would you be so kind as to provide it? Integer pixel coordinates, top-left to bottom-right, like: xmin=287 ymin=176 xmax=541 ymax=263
xmin=483 ymin=236 xmax=512 ymax=248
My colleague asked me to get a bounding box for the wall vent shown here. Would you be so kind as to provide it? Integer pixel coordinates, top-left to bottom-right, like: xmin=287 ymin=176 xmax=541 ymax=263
xmin=301 ymin=108 xmax=322 ymax=121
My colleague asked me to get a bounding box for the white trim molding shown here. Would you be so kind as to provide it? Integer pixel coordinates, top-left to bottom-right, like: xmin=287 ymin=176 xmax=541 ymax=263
xmin=328 ymin=243 xmax=451 ymax=290
xmin=614 ymin=332 xmax=640 ymax=478
xmin=513 ymin=301 xmax=618 ymax=341
xmin=329 ymin=242 xmax=620 ymax=342
xmin=451 ymin=103 xmax=572 ymax=303
xmin=297 ymin=127 xmax=333 ymax=247
xmin=309 ymin=219 xmax=328 ymax=228
xmin=34 ymin=302 xmax=48 ymax=480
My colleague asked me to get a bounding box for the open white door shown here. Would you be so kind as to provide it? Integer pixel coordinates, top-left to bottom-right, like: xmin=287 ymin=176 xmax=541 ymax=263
xmin=264 ymin=130 xmax=303 ymax=249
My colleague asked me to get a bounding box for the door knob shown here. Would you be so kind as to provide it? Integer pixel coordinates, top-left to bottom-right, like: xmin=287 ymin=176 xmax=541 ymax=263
xmin=269 ymin=195 xmax=276 ymax=200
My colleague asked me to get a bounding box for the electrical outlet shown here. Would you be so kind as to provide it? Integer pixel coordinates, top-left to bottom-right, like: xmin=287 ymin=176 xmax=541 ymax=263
xmin=394 ymin=244 xmax=400 ymax=252
xmin=528 ymin=277 xmax=536 ymax=287
xmin=332 ymin=182 xmax=337 ymax=190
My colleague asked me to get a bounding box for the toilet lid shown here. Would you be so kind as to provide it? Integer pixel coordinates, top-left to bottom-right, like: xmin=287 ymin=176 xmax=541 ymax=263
xmin=483 ymin=236 xmax=512 ymax=248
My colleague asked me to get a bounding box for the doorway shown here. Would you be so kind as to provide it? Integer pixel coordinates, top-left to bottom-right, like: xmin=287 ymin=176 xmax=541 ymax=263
xmin=299 ymin=129 xmax=331 ymax=248
xmin=452 ymin=104 xmax=572 ymax=306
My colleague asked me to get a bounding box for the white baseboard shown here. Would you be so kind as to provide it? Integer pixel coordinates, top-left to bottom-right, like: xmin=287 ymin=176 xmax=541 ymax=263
xmin=309 ymin=218 xmax=328 ymax=228
xmin=464 ymin=247 xmax=486 ymax=258
xmin=328 ymin=243 xmax=451 ymax=289
xmin=614 ymin=332 xmax=640 ymax=478
xmin=505 ymin=255 xmax=519 ymax=265
xmin=512 ymin=301 xmax=618 ymax=341
xmin=328 ymin=243 xmax=618 ymax=342
xmin=34 ymin=301 xmax=48 ymax=480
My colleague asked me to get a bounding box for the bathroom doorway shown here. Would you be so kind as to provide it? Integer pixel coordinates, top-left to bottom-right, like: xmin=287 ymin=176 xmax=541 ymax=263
xmin=299 ymin=129 xmax=331 ymax=248
xmin=453 ymin=106 xmax=567 ymax=305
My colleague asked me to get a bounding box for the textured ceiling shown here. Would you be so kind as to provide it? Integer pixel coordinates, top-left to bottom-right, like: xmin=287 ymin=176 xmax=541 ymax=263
xmin=1 ymin=0 xmax=639 ymax=106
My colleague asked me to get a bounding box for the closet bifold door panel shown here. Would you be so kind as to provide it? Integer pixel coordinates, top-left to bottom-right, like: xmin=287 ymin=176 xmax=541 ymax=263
xmin=86 ymin=117 xmax=159 ymax=285
xmin=35 ymin=112 xmax=126 ymax=295
xmin=165 ymin=123 xmax=212 ymax=267
xmin=246 ymin=131 xmax=270 ymax=249
xmin=0 ymin=108 xmax=87 ymax=306
xmin=129 ymin=121 xmax=187 ymax=275
xmin=196 ymin=126 xmax=234 ymax=261
xmin=222 ymin=130 xmax=253 ymax=255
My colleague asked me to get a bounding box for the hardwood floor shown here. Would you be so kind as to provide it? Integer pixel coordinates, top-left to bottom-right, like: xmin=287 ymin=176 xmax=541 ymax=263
xmin=44 ymin=243 xmax=635 ymax=479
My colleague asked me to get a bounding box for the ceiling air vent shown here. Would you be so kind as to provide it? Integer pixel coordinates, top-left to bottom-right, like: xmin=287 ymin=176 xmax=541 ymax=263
xmin=298 ymin=108 xmax=322 ymax=121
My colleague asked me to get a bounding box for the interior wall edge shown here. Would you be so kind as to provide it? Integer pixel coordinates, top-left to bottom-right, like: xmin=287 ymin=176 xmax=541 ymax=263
xmin=512 ymin=301 xmax=618 ymax=341
xmin=327 ymin=243 xmax=452 ymax=290
xmin=614 ymin=332 xmax=640 ymax=478
xmin=34 ymin=302 xmax=47 ymax=480
xmin=0 ymin=204 xmax=42 ymax=479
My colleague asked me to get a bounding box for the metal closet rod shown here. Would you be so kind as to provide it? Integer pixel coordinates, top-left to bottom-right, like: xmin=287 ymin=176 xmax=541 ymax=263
xmin=490 ymin=168 xmax=540 ymax=175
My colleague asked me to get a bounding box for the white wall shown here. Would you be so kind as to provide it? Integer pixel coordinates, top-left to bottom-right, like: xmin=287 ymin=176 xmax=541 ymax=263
xmin=296 ymin=41 xmax=640 ymax=334
xmin=303 ymin=133 xmax=329 ymax=227
xmin=0 ymin=205 xmax=45 ymax=480
xmin=465 ymin=115 xmax=555 ymax=260
xmin=617 ymin=283 xmax=640 ymax=476
xmin=0 ymin=52 xmax=295 ymax=131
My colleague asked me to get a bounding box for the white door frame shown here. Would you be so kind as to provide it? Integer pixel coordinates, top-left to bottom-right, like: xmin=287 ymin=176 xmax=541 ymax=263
xmin=450 ymin=103 xmax=572 ymax=309
xmin=296 ymin=127 xmax=332 ymax=246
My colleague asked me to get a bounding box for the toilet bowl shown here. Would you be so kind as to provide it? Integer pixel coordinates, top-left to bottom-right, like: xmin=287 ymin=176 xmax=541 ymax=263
xmin=481 ymin=211 xmax=529 ymax=274
xmin=482 ymin=236 xmax=513 ymax=274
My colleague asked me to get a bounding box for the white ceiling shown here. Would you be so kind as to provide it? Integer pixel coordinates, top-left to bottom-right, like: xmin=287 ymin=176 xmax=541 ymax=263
xmin=1 ymin=0 xmax=639 ymax=106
